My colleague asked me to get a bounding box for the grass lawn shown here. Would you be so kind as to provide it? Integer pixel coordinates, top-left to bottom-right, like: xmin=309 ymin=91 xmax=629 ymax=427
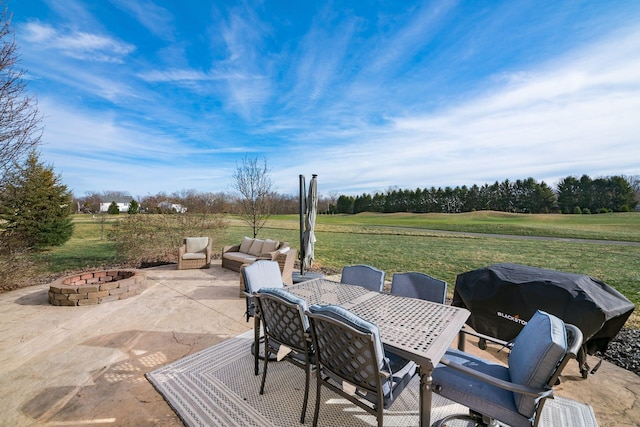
xmin=35 ymin=212 xmax=640 ymax=326
xmin=272 ymin=211 xmax=640 ymax=242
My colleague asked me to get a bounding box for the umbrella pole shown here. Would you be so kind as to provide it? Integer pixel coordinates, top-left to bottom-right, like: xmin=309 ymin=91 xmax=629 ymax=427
xmin=299 ymin=174 xmax=305 ymax=276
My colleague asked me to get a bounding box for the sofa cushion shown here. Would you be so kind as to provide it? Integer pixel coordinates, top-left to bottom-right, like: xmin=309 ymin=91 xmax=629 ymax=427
xmin=239 ymin=236 xmax=254 ymax=253
xmin=248 ymin=239 xmax=265 ymax=256
xmin=262 ymin=239 xmax=279 ymax=254
xmin=223 ymin=252 xmax=257 ymax=264
xmin=182 ymin=252 xmax=207 ymax=260
xmin=185 ymin=237 xmax=209 ymax=253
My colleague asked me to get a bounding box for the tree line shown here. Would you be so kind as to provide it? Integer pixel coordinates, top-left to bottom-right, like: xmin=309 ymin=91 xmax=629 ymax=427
xmin=335 ymin=175 xmax=639 ymax=215
xmin=77 ymin=173 xmax=638 ymax=220
xmin=73 ymin=189 xmax=310 ymax=215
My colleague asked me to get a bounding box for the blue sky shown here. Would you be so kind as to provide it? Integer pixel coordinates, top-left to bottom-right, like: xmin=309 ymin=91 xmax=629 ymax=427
xmin=11 ymin=0 xmax=640 ymax=199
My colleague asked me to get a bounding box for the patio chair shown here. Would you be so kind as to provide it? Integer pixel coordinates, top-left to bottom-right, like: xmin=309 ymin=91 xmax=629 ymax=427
xmin=241 ymin=260 xmax=284 ymax=375
xmin=255 ymin=288 xmax=315 ymax=423
xmin=238 ymin=249 xmax=297 ymax=297
xmin=340 ymin=264 xmax=385 ymax=292
xmin=306 ymin=304 xmax=417 ymax=427
xmin=177 ymin=237 xmax=212 ymax=270
xmin=390 ymin=272 xmax=447 ymax=304
xmin=431 ymin=310 xmax=584 ymax=427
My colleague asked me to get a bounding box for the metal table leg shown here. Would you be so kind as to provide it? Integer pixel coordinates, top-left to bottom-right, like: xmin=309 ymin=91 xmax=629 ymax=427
xmin=419 ymin=365 xmax=433 ymax=427
xmin=254 ymin=315 xmax=260 ymax=375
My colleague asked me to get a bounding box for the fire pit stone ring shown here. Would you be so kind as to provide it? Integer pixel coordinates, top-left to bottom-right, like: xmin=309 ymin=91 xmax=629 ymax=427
xmin=48 ymin=269 xmax=147 ymax=306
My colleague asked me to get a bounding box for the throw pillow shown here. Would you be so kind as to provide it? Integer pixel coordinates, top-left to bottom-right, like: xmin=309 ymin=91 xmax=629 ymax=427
xmin=239 ymin=236 xmax=254 ymax=253
xmin=248 ymin=239 xmax=265 ymax=256
xmin=261 ymin=239 xmax=279 ymax=253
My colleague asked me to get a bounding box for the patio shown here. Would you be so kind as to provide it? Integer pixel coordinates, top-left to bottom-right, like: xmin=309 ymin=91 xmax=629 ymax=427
xmin=0 ymin=261 xmax=638 ymax=426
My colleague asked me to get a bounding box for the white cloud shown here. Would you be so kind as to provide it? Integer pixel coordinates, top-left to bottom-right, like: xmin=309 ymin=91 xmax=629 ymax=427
xmin=18 ymin=2 xmax=640 ymax=198
xmin=211 ymin=7 xmax=273 ymax=120
xmin=109 ymin=0 xmax=175 ymax=40
xmin=36 ymin=97 xmax=243 ymax=195
xmin=277 ymin=26 xmax=640 ymax=195
xmin=21 ymin=21 xmax=135 ymax=63
xmin=137 ymin=68 xmax=261 ymax=84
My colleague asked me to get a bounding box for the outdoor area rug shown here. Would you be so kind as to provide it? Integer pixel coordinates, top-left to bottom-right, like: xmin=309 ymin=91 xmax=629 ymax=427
xmin=146 ymin=330 xmax=598 ymax=427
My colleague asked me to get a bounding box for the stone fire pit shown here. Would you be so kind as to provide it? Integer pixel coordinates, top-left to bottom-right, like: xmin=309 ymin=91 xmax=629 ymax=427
xmin=48 ymin=269 xmax=147 ymax=306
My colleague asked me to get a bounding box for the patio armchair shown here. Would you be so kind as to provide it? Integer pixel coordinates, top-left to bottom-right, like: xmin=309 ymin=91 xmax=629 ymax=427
xmin=306 ymin=304 xmax=417 ymax=427
xmin=254 ymin=288 xmax=315 ymax=423
xmin=340 ymin=264 xmax=385 ymax=292
xmin=431 ymin=310 xmax=583 ymax=427
xmin=390 ymin=272 xmax=447 ymax=304
xmin=241 ymin=260 xmax=284 ymax=375
xmin=177 ymin=237 xmax=212 ymax=270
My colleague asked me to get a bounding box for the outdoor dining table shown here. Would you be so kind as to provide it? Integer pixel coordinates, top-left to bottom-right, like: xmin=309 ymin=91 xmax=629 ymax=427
xmin=284 ymin=278 xmax=470 ymax=427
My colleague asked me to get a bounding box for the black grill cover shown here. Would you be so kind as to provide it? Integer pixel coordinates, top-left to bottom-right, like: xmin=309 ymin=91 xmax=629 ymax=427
xmin=453 ymin=263 xmax=635 ymax=356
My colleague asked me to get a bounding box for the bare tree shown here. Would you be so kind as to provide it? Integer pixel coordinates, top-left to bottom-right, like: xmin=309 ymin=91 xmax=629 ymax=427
xmin=230 ymin=156 xmax=274 ymax=237
xmin=0 ymin=3 xmax=42 ymax=183
xmin=0 ymin=3 xmax=44 ymax=288
xmin=171 ymin=189 xmax=223 ymax=214
xmin=101 ymin=190 xmax=133 ymax=201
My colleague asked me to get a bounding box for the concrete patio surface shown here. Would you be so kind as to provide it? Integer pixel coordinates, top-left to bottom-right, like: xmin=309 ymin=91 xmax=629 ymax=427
xmin=0 ymin=260 xmax=637 ymax=426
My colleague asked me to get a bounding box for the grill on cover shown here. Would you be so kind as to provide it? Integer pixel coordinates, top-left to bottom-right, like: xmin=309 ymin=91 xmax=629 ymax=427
xmin=453 ymin=263 xmax=635 ymax=375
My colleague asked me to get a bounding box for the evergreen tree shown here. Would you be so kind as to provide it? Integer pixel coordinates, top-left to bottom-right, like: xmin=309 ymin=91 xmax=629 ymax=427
xmin=128 ymin=199 xmax=139 ymax=214
xmin=107 ymin=201 xmax=120 ymax=214
xmin=0 ymin=151 xmax=73 ymax=249
xmin=336 ymin=195 xmax=354 ymax=214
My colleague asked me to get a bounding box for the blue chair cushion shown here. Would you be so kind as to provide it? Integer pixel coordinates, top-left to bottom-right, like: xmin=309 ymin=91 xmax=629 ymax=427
xmin=433 ymin=349 xmax=531 ymax=427
xmin=309 ymin=304 xmax=385 ymax=369
xmin=383 ymin=351 xmax=417 ymax=408
xmin=509 ymin=310 xmax=567 ymax=416
xmin=257 ymin=287 xmax=310 ymax=329
xmin=309 ymin=304 xmax=416 ymax=408
xmin=242 ymin=260 xmax=284 ymax=293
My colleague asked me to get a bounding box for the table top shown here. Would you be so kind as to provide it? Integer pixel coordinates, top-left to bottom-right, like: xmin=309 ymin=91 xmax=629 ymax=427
xmin=285 ymin=278 xmax=372 ymax=306
xmin=286 ymin=278 xmax=470 ymax=370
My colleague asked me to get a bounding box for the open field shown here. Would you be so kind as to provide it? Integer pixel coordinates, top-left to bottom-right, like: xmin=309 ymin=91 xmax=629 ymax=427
xmin=273 ymin=211 xmax=640 ymax=242
xmin=34 ymin=212 xmax=640 ymax=326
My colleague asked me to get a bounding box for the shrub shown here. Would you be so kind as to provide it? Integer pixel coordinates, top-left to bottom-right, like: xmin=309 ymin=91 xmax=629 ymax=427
xmin=582 ymin=208 xmax=591 ymax=214
xmin=0 ymin=233 xmax=36 ymax=291
xmin=107 ymin=213 xmax=228 ymax=265
xmin=573 ymin=206 xmax=582 ymax=214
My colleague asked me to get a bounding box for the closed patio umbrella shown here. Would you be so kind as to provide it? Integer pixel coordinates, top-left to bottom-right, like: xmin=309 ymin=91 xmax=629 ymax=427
xmin=299 ymin=174 xmax=318 ymax=276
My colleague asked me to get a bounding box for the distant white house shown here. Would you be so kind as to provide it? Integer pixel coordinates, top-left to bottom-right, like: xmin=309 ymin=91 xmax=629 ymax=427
xmin=158 ymin=201 xmax=187 ymax=213
xmin=100 ymin=197 xmax=133 ymax=213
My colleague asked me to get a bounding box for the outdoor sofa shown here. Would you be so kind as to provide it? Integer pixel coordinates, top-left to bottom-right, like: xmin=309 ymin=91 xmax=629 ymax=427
xmin=222 ymin=237 xmax=297 ymax=290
